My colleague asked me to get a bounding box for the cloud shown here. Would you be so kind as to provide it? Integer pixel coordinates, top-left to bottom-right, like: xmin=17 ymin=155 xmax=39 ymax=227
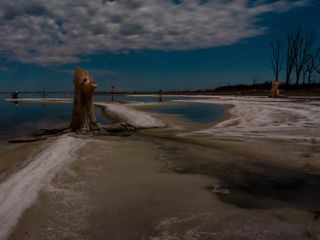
xmin=0 ymin=0 xmax=308 ymax=65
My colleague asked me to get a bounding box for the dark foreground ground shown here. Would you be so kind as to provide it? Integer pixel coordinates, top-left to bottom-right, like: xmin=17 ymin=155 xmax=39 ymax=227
xmin=4 ymin=134 xmax=320 ymax=240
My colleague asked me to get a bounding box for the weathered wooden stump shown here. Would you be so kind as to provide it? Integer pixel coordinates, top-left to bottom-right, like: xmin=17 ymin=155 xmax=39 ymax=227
xmin=71 ymin=67 xmax=102 ymax=132
xmin=8 ymin=67 xmax=136 ymax=143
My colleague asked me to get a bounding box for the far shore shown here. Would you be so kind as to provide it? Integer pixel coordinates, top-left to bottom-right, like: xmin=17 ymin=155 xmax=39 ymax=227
xmin=1 ymin=87 xmax=320 ymax=101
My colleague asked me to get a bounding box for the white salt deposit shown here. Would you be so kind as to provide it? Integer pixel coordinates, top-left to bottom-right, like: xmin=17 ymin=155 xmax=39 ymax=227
xmin=177 ymin=96 xmax=320 ymax=141
xmin=95 ymin=102 xmax=166 ymax=128
xmin=0 ymin=136 xmax=86 ymax=240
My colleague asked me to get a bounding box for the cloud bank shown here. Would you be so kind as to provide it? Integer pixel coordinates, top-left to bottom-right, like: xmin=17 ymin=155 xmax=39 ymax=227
xmin=0 ymin=0 xmax=307 ymax=65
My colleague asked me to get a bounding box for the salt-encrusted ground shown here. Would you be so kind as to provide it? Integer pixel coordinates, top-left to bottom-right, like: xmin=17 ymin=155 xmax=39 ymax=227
xmin=1 ymin=96 xmax=320 ymax=240
xmin=177 ymin=96 xmax=320 ymax=141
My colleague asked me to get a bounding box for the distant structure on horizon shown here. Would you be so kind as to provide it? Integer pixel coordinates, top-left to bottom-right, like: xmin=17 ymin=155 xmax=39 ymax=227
xmin=159 ymin=89 xmax=163 ymax=102
xmin=11 ymin=90 xmax=19 ymax=99
xmin=111 ymin=86 xmax=115 ymax=102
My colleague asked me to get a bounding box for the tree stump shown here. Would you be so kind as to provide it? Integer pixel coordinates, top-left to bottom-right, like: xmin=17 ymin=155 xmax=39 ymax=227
xmin=9 ymin=67 xmax=136 ymax=143
xmin=71 ymin=67 xmax=103 ymax=132
xmin=70 ymin=67 xmax=136 ymax=133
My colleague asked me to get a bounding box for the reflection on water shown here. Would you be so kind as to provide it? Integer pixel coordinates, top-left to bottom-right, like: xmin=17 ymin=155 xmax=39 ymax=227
xmin=144 ymin=103 xmax=225 ymax=123
xmin=0 ymin=102 xmax=109 ymax=139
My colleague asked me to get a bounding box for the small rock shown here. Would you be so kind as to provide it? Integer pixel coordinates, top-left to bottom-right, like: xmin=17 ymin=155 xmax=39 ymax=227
xmin=209 ymin=184 xmax=230 ymax=194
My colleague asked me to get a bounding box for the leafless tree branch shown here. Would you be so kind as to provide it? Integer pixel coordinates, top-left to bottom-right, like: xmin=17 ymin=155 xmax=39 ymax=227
xmin=270 ymin=39 xmax=283 ymax=82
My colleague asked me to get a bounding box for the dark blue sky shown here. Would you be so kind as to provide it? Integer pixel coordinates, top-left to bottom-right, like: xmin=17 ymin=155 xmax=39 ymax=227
xmin=0 ymin=0 xmax=319 ymax=92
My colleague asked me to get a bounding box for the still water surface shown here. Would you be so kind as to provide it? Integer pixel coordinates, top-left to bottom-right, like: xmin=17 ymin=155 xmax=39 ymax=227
xmin=0 ymin=94 xmax=224 ymax=138
xmin=144 ymin=102 xmax=225 ymax=123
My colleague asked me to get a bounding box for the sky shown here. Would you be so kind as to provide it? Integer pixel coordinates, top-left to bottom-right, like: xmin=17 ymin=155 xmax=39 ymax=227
xmin=0 ymin=0 xmax=320 ymax=92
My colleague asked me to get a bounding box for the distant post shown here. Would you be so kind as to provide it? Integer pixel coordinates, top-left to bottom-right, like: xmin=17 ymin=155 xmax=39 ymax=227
xmin=41 ymin=84 xmax=46 ymax=98
xmin=159 ymin=89 xmax=163 ymax=102
xmin=11 ymin=90 xmax=19 ymax=105
xmin=11 ymin=90 xmax=19 ymax=99
xmin=111 ymin=86 xmax=115 ymax=102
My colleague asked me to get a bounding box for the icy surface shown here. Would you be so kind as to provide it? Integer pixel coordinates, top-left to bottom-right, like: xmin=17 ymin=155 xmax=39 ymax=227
xmin=95 ymin=102 xmax=166 ymax=128
xmin=0 ymin=136 xmax=86 ymax=240
xmin=177 ymin=96 xmax=320 ymax=141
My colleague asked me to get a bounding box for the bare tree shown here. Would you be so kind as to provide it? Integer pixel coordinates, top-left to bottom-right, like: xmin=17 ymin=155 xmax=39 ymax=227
xmin=315 ymin=51 xmax=320 ymax=84
xmin=303 ymin=48 xmax=320 ymax=84
xmin=270 ymin=39 xmax=283 ymax=81
xmin=293 ymin=29 xmax=316 ymax=85
xmin=285 ymin=32 xmax=296 ymax=85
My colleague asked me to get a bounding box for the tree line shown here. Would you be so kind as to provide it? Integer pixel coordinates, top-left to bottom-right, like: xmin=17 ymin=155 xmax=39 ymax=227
xmin=271 ymin=28 xmax=320 ymax=85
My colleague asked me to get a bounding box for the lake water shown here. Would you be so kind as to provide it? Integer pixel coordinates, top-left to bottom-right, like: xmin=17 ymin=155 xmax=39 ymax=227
xmin=0 ymin=101 xmax=110 ymax=139
xmin=0 ymin=92 xmax=191 ymax=103
xmin=0 ymin=94 xmax=225 ymax=139
xmin=144 ymin=102 xmax=225 ymax=123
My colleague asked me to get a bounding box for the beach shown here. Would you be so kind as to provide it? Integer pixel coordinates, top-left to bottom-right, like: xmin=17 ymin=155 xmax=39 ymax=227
xmin=0 ymin=96 xmax=320 ymax=239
